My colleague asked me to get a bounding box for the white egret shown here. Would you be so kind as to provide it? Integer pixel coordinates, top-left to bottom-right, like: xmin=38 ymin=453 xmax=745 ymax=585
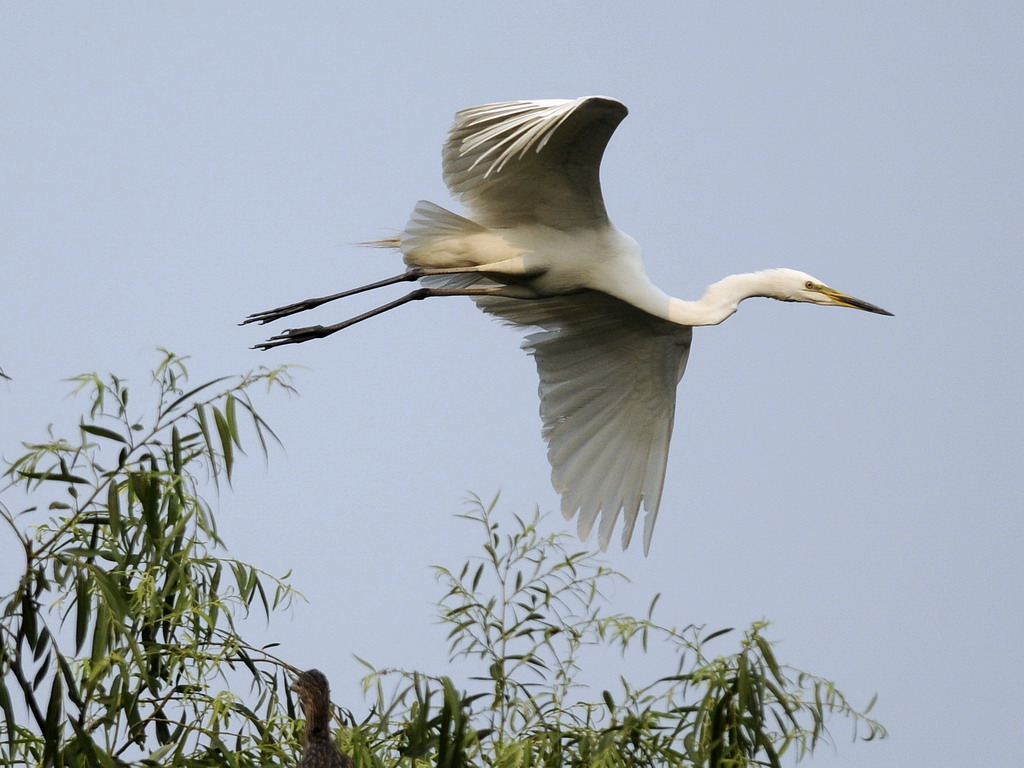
xmin=245 ymin=96 xmax=892 ymax=554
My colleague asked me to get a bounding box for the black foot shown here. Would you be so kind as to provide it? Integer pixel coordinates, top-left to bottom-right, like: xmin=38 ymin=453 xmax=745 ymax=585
xmin=242 ymin=299 xmax=323 ymax=326
xmin=252 ymin=324 xmax=333 ymax=350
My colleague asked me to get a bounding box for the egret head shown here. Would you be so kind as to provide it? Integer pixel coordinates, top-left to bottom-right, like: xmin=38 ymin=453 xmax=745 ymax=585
xmin=766 ymin=269 xmax=893 ymax=316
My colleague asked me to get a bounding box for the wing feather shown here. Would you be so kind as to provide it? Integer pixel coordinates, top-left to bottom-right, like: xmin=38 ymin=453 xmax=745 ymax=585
xmin=443 ymin=97 xmax=628 ymax=229
xmin=476 ymin=292 xmax=692 ymax=553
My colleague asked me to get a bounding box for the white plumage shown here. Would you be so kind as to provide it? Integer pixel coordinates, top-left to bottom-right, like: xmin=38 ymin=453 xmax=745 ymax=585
xmin=246 ymin=96 xmax=892 ymax=554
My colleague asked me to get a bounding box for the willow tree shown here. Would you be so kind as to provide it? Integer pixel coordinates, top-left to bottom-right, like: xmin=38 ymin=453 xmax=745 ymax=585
xmin=0 ymin=352 xmax=302 ymax=766
xmin=0 ymin=352 xmax=884 ymax=767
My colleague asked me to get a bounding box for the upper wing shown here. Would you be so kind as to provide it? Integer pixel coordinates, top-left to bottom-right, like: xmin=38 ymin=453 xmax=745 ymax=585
xmin=476 ymin=292 xmax=692 ymax=554
xmin=443 ymin=97 xmax=628 ymax=229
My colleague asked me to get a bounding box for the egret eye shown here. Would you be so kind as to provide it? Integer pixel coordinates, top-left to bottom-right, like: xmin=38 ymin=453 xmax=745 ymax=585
xmin=804 ymin=281 xmax=814 ymax=290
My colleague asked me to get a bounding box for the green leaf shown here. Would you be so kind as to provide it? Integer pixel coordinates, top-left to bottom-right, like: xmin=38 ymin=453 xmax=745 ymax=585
xmin=75 ymin=575 xmax=91 ymax=653
xmin=0 ymin=674 xmax=16 ymax=752
xmin=196 ymin=404 xmax=217 ymax=480
xmin=472 ymin=563 xmax=484 ymax=591
xmin=754 ymin=633 xmax=784 ymax=683
xmin=147 ymin=743 xmax=177 ymax=764
xmin=107 ymin=481 xmax=122 ymax=538
xmin=42 ymin=672 xmax=63 ymax=764
xmin=226 ymin=393 xmax=241 ymax=447
xmin=602 ymin=689 xmax=615 ymax=711
xmin=20 ymin=590 xmax=38 ymax=648
xmin=213 ymin=406 xmax=234 ymax=480
xmin=90 ymin=567 xmax=130 ymax=618
xmin=132 ymin=471 xmax=162 ymax=541
xmin=162 ymin=376 xmax=230 ymax=416
xmin=703 ymin=627 xmax=734 ymax=644
xmin=171 ymin=425 xmax=184 ymax=476
xmin=81 ymin=423 xmax=128 ymax=443
xmin=32 ymin=652 xmax=52 ymax=690
xmin=90 ymin=601 xmax=111 ymax=669
xmin=32 ymin=625 xmax=52 ymax=661
xmin=18 ymin=469 xmax=91 ymax=484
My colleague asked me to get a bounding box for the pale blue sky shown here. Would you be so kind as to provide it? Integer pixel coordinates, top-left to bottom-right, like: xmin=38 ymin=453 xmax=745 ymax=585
xmin=2 ymin=3 xmax=1022 ymax=766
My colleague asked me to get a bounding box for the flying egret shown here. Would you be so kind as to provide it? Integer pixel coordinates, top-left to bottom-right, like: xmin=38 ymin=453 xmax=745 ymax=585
xmin=245 ymin=96 xmax=892 ymax=554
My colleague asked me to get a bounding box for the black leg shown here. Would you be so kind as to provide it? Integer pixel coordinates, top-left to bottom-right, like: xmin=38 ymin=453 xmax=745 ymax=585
xmin=253 ymin=289 xmax=431 ymax=349
xmin=241 ymin=270 xmax=424 ymax=326
xmin=252 ymin=285 xmax=513 ymax=350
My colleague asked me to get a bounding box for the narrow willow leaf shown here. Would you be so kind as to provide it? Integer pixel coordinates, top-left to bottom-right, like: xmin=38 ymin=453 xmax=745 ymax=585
xmin=646 ymin=592 xmax=662 ymax=620
xmin=752 ymin=633 xmax=780 ymax=675
xmin=195 ymin=404 xmax=218 ymax=482
xmin=755 ymin=727 xmax=782 ymax=768
xmin=761 ymin=678 xmax=797 ymax=720
xmin=0 ymin=675 xmax=16 ymax=751
xmin=32 ymin=652 xmax=52 ymax=690
xmin=90 ymin=602 xmax=110 ymax=668
xmin=90 ymin=568 xmax=130 ymax=619
xmin=107 ymin=481 xmax=122 ymax=538
xmin=703 ymin=627 xmax=734 ymax=644
xmin=125 ymin=689 xmax=143 ymax=739
xmin=233 ymin=397 xmax=281 ymax=456
xmin=140 ymin=475 xmax=161 ymax=541
xmin=162 ymin=376 xmax=230 ymax=416
xmin=154 ymin=704 xmax=170 ymax=744
xmin=80 ymin=423 xmax=128 ymax=443
xmin=254 ymin=577 xmax=270 ymax=618
xmin=32 ymin=625 xmax=51 ymax=661
xmin=20 ymin=590 xmax=38 ymax=648
xmin=165 ymin=487 xmax=180 ymax=531
xmin=42 ymin=672 xmax=64 ymax=762
xmin=226 ymin=393 xmax=241 ymax=447
xmin=212 ymin=406 xmax=234 ymax=480
xmin=147 ymin=743 xmax=176 ymax=763
xmin=235 ymin=647 xmax=259 ymax=679
xmin=18 ymin=469 xmax=90 ymax=484
xmin=171 ymin=425 xmax=184 ymax=476
xmin=232 ymin=561 xmax=251 ymax=601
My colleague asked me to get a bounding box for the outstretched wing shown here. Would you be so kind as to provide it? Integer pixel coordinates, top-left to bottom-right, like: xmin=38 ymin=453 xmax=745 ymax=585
xmin=443 ymin=97 xmax=628 ymax=229
xmin=476 ymin=292 xmax=692 ymax=554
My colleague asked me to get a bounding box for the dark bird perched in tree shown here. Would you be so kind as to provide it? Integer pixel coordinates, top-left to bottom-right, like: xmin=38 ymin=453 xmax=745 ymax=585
xmin=291 ymin=669 xmax=355 ymax=768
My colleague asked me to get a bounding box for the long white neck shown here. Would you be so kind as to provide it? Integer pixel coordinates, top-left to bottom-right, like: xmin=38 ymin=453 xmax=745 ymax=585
xmin=613 ymin=271 xmax=780 ymax=327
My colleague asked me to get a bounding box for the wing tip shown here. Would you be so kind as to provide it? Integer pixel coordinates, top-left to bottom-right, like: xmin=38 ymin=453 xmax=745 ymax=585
xmin=578 ymin=95 xmax=628 ymax=118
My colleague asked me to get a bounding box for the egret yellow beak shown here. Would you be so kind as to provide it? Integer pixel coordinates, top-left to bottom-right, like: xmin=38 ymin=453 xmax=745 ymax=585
xmin=820 ymin=287 xmax=893 ymax=316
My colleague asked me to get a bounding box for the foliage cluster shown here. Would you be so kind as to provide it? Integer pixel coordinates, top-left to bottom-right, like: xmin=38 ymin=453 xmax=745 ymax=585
xmin=1 ymin=353 xmax=301 ymax=766
xmin=353 ymin=501 xmax=885 ymax=768
xmin=0 ymin=354 xmax=885 ymax=767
